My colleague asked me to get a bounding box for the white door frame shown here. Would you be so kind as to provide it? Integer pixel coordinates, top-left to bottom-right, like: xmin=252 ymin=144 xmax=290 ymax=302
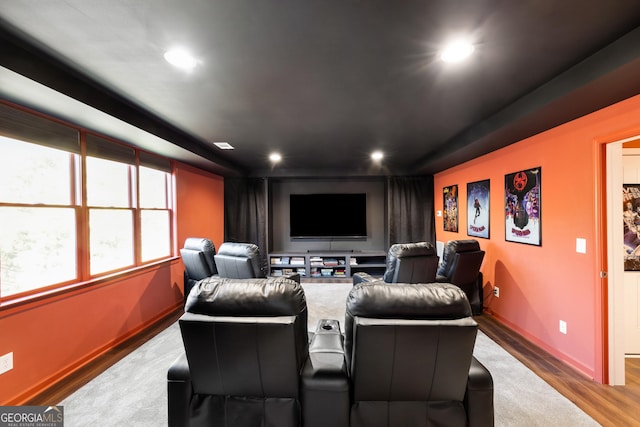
xmin=621 ymin=149 xmax=640 ymax=356
xmin=606 ymin=138 xmax=640 ymax=385
xmin=607 ymin=141 xmax=624 ymax=385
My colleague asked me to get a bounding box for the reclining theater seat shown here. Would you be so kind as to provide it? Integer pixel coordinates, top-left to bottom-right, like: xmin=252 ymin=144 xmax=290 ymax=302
xmin=435 ymin=239 xmax=486 ymax=315
xmin=344 ymin=282 xmax=494 ymax=427
xmin=214 ymin=242 xmax=266 ymax=279
xmin=167 ymin=276 xmax=309 ymax=427
xmin=179 ymin=237 xmax=217 ymax=302
xmin=352 ymin=241 xmax=439 ymax=285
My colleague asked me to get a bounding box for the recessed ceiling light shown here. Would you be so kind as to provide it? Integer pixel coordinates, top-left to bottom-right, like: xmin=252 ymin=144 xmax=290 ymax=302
xmin=213 ymin=142 xmax=234 ymax=150
xmin=371 ymin=151 xmax=384 ymax=161
xmin=440 ymin=40 xmax=475 ymax=63
xmin=164 ymin=48 xmax=198 ymax=71
xmin=269 ymin=153 xmax=282 ymax=163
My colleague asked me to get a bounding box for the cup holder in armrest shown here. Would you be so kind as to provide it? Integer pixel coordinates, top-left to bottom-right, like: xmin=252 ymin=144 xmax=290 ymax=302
xmin=316 ymin=319 xmax=340 ymax=333
xmin=310 ymin=319 xmax=343 ymax=354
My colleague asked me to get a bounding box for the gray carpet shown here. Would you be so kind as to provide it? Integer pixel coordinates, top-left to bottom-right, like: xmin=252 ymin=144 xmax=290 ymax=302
xmin=59 ymin=282 xmax=600 ymax=426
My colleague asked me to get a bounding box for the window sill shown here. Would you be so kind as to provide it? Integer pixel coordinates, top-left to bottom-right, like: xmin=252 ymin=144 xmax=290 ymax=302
xmin=0 ymin=256 xmax=181 ymax=315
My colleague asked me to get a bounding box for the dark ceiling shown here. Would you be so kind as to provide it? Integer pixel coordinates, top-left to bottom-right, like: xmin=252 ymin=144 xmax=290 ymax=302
xmin=2 ymin=1 xmax=640 ymax=177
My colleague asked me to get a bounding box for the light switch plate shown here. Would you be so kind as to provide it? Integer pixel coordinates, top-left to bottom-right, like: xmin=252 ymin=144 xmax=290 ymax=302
xmin=559 ymin=320 xmax=567 ymax=335
xmin=0 ymin=352 xmax=13 ymax=375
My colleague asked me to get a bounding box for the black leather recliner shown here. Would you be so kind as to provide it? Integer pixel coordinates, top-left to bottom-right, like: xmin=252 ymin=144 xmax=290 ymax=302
xmin=214 ymin=242 xmax=266 ymax=279
xmin=352 ymin=241 xmax=439 ymax=285
xmin=303 ymin=282 xmax=494 ymax=427
xmin=214 ymin=242 xmax=301 ymax=283
xmin=179 ymin=237 xmax=217 ymax=303
xmin=436 ymin=239 xmax=485 ymax=315
xmin=167 ymin=277 xmax=309 ymax=427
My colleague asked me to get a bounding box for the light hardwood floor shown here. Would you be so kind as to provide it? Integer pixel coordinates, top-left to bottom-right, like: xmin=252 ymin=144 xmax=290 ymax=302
xmin=27 ymin=309 xmax=640 ymax=426
xmin=476 ymin=314 xmax=640 ymax=426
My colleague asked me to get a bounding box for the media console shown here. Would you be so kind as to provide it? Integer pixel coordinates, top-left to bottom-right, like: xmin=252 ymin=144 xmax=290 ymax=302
xmin=268 ymin=251 xmax=387 ymax=279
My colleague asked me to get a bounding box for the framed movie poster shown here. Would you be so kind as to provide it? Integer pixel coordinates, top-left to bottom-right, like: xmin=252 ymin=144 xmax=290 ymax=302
xmin=623 ymin=184 xmax=640 ymax=271
xmin=467 ymin=179 xmax=490 ymax=239
xmin=505 ymin=167 xmax=541 ymax=245
xmin=443 ymin=184 xmax=458 ymax=232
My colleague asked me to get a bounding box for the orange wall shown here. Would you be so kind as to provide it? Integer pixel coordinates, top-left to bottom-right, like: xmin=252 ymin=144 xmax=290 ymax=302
xmin=0 ymin=161 xmax=224 ymax=405
xmin=174 ymin=162 xmax=225 ymax=250
xmin=435 ymin=93 xmax=640 ymax=382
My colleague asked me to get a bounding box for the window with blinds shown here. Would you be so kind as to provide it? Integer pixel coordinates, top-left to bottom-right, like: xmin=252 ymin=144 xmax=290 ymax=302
xmin=0 ymin=102 xmax=174 ymax=300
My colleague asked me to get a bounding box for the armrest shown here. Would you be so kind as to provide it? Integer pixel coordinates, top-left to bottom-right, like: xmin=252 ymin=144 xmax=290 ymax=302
xmin=167 ymin=353 xmax=192 ymax=427
xmin=283 ymin=272 xmax=301 ymax=284
xmin=465 ymin=356 xmax=494 ymax=427
xmin=301 ymin=319 xmax=350 ymax=427
xmin=352 ymin=272 xmax=377 ymax=285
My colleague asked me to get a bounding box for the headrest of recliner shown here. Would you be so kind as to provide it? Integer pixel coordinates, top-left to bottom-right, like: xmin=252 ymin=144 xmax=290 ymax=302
xmin=445 ymin=239 xmax=481 ymax=253
xmin=217 ymin=242 xmax=261 ymax=258
xmin=347 ymin=282 xmax=471 ymax=320
xmin=185 ymin=276 xmax=307 ymax=317
xmin=388 ymin=241 xmax=436 ymax=258
xmin=183 ymin=237 xmax=216 ymax=253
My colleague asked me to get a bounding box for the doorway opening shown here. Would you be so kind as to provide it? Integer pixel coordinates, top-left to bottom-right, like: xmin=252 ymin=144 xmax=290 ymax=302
xmin=605 ymin=136 xmax=640 ymax=385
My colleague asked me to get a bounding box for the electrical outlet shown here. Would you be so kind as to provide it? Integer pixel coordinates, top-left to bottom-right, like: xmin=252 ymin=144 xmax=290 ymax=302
xmin=493 ymin=287 xmax=500 ymax=298
xmin=0 ymin=352 xmax=13 ymax=375
xmin=559 ymin=320 xmax=567 ymax=335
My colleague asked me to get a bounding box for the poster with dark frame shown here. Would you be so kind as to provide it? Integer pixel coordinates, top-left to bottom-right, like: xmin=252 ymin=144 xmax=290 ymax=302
xmin=623 ymin=184 xmax=640 ymax=271
xmin=443 ymin=184 xmax=458 ymax=232
xmin=505 ymin=167 xmax=541 ymax=245
xmin=467 ymin=179 xmax=490 ymax=239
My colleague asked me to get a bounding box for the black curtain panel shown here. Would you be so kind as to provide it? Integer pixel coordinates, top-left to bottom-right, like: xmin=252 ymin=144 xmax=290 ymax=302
xmin=387 ymin=176 xmax=435 ymax=245
xmin=224 ymin=177 xmax=268 ymax=272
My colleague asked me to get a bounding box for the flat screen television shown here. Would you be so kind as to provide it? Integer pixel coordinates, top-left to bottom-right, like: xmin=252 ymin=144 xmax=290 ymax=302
xmin=289 ymin=193 xmax=367 ymax=239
